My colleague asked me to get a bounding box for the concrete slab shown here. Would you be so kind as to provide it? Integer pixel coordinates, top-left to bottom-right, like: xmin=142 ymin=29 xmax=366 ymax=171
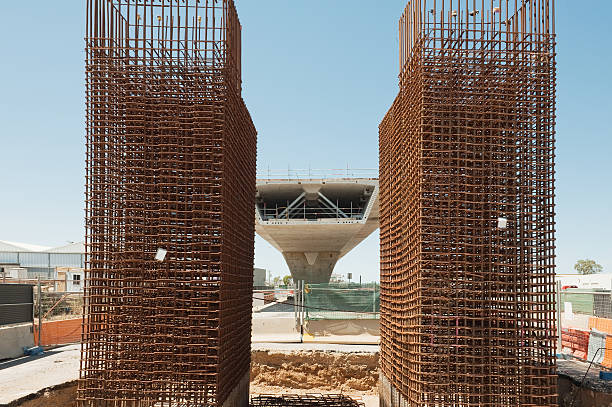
xmin=251 ymin=342 xmax=379 ymax=353
xmin=252 ymin=311 xmax=301 ymax=343
xmin=252 ymin=311 xmax=380 ymax=345
xmin=360 ymin=395 xmax=379 ymax=407
xmin=252 ymin=335 xmax=302 ymax=343
xmin=0 ymin=344 xmax=80 ymax=404
xmin=303 ymin=334 xmax=379 ymax=345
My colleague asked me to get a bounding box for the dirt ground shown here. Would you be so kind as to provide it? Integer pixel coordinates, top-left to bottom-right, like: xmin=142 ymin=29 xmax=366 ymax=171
xmin=14 ymin=350 xmax=379 ymax=406
xmin=15 ymin=383 xmax=77 ymax=407
xmin=250 ymin=350 xmax=378 ymax=393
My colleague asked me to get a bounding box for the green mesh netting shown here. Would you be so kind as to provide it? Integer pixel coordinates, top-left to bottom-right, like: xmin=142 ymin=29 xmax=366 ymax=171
xmin=304 ymin=283 xmax=380 ymax=320
xmin=560 ymin=291 xmax=594 ymax=315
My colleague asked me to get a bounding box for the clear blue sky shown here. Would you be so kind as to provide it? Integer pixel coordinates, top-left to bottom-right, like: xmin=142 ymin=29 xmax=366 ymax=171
xmin=0 ymin=1 xmax=610 ymax=283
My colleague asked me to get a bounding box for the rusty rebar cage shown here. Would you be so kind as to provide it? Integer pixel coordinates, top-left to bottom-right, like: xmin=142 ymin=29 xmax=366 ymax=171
xmin=79 ymin=1 xmax=256 ymax=406
xmin=250 ymin=395 xmax=365 ymax=407
xmin=379 ymin=0 xmax=557 ymax=405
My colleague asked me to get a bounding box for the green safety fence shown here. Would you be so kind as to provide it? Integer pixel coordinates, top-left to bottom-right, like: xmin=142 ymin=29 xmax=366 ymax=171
xmin=560 ymin=291 xmax=594 ymax=315
xmin=304 ymin=283 xmax=379 ymax=320
xmin=560 ymin=289 xmax=612 ymax=319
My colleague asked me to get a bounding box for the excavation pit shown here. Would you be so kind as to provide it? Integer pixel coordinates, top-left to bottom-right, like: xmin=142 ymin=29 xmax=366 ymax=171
xmin=8 ymin=350 xmax=379 ymax=407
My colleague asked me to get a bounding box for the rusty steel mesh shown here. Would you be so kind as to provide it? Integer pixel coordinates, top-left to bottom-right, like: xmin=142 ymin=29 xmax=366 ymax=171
xmin=79 ymin=1 xmax=256 ymax=406
xmin=379 ymin=0 xmax=557 ymax=405
xmin=250 ymin=395 xmax=365 ymax=407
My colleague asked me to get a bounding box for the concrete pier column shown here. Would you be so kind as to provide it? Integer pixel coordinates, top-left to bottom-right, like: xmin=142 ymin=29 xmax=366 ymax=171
xmin=282 ymin=251 xmax=340 ymax=283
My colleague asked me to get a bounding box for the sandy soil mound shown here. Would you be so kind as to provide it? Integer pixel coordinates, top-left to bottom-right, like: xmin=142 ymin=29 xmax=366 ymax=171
xmin=250 ymin=350 xmax=379 ymax=393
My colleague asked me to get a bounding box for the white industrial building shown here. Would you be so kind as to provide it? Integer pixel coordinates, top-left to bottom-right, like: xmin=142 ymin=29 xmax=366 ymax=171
xmin=0 ymin=241 xmax=85 ymax=291
xmin=1 ymin=241 xmax=267 ymax=295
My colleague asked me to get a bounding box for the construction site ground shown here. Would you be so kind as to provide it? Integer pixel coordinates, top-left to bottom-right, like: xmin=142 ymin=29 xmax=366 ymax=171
xmin=5 ymin=344 xmax=612 ymax=406
xmin=557 ymin=358 xmax=612 ymax=406
xmin=0 ymin=343 xmax=379 ymax=407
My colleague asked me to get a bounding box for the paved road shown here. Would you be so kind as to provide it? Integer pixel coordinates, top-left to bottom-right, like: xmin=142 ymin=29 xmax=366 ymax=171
xmin=258 ymin=299 xmax=296 ymax=313
xmin=0 ymin=344 xmax=80 ymax=404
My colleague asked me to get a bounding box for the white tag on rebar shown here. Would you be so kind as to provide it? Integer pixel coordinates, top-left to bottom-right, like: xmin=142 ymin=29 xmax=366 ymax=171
xmin=155 ymin=248 xmax=167 ymax=262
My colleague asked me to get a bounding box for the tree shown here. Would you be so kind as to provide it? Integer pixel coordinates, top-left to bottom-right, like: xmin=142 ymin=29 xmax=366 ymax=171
xmin=272 ymin=276 xmax=282 ymax=287
xmin=283 ymin=275 xmax=293 ymax=286
xmin=574 ymin=259 xmax=603 ymax=275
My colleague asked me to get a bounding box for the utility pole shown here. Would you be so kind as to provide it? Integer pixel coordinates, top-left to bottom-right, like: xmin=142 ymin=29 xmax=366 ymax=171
xmin=373 ymin=283 xmax=376 ymax=314
xmin=37 ymin=277 xmax=42 ymax=347
xmin=556 ymin=280 xmax=562 ymax=355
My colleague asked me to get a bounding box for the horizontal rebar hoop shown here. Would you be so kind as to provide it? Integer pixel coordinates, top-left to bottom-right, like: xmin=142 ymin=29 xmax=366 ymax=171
xmin=250 ymin=395 xmax=365 ymax=407
xmin=78 ymin=1 xmax=256 ymax=406
xmin=379 ymin=0 xmax=557 ymax=405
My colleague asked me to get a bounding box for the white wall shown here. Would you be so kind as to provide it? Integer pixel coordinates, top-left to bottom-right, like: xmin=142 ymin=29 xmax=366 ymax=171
xmin=0 ymin=323 xmax=34 ymax=359
xmin=557 ymin=273 xmax=612 ymax=290
xmin=66 ymin=270 xmax=84 ymax=292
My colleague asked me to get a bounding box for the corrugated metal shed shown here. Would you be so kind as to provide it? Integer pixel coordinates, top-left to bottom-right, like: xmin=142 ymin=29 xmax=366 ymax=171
xmin=18 ymin=252 xmax=51 ymax=267
xmin=47 ymin=242 xmax=85 ymax=254
xmin=50 ymin=253 xmax=83 ymax=268
xmin=0 ymin=240 xmax=85 ymax=271
xmin=0 ymin=252 xmax=19 ymax=264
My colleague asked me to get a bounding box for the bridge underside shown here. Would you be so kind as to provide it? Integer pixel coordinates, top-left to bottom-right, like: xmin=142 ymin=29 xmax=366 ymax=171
xmin=255 ymin=179 xmax=379 ymax=284
xmin=282 ymin=251 xmax=340 ymax=284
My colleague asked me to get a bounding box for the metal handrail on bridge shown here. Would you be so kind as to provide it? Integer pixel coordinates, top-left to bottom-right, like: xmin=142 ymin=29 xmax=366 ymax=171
xmin=257 ymin=168 xmax=378 ymax=180
xmin=259 ymin=206 xmax=364 ymax=221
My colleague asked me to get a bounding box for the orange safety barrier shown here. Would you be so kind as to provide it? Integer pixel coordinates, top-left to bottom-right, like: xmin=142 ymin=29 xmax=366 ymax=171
xmin=561 ymin=328 xmax=590 ymax=360
xmin=33 ymin=317 xmax=83 ymax=346
xmin=588 ymin=316 xmax=612 ymax=335
xmin=602 ymin=336 xmax=612 ymax=368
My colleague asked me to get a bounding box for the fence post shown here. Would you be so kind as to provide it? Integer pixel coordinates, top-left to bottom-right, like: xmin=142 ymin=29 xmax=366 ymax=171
xmin=302 ymin=281 xmax=305 ymax=327
xmin=373 ymin=283 xmax=376 ymax=314
xmin=37 ymin=277 xmax=42 ymax=347
xmin=556 ymin=280 xmax=562 ymax=355
xmin=609 ymin=277 xmax=612 ymax=319
xmin=294 ymin=282 xmax=298 ymax=328
xmin=299 ymin=280 xmax=304 ymax=343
